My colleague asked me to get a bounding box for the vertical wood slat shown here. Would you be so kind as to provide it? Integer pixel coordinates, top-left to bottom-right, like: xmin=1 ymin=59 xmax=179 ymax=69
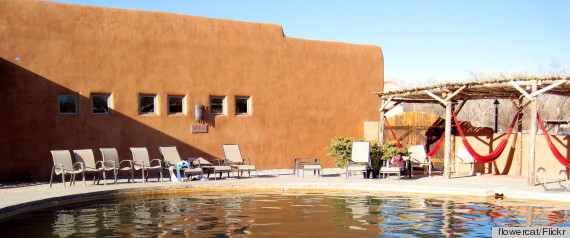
xmin=383 ymin=112 xmax=445 ymax=146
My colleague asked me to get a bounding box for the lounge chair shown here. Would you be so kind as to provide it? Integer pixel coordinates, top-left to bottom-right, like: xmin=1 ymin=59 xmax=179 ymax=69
xmin=158 ymin=146 xmax=184 ymax=168
xmin=346 ymin=141 xmax=371 ymax=179
xmin=408 ymin=145 xmax=432 ymax=177
xmin=100 ymin=148 xmax=135 ymax=183
xmin=189 ymin=157 xmax=232 ymax=180
xmin=295 ymin=158 xmax=322 ymax=177
xmin=130 ymin=147 xmax=163 ymax=183
xmin=158 ymin=146 xmax=204 ymax=181
xmin=73 ymin=149 xmax=107 ymax=185
xmin=456 ymin=147 xmax=475 ymax=176
xmin=49 ymin=150 xmax=86 ymax=188
xmin=379 ymin=155 xmax=406 ymax=180
xmin=221 ymin=144 xmax=258 ymax=178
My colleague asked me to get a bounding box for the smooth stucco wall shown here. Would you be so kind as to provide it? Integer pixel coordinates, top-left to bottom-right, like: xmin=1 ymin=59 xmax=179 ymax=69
xmin=0 ymin=0 xmax=383 ymax=181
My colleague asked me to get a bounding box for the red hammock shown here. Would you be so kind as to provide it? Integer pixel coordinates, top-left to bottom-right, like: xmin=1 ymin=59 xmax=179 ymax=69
xmin=384 ymin=117 xmax=404 ymax=149
xmin=452 ymin=110 xmax=521 ymax=163
xmin=537 ymin=114 xmax=570 ymax=167
xmin=385 ymin=116 xmax=445 ymax=156
xmin=427 ymin=133 xmax=445 ymax=158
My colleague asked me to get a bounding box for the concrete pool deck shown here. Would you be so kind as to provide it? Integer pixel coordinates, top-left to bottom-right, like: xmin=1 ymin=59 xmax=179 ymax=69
xmin=1 ymin=169 xmax=569 ymax=219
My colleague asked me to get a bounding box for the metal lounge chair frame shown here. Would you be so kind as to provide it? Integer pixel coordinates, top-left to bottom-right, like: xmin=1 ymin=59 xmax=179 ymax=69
xmin=73 ymin=149 xmax=107 ymax=185
xmin=50 ymin=150 xmax=85 ymax=188
xmin=456 ymin=147 xmax=475 ymax=176
xmin=159 ymin=146 xmax=204 ymax=181
xmin=408 ymin=145 xmax=432 ymax=177
xmin=346 ymin=141 xmax=371 ymax=179
xmin=130 ymin=147 xmax=163 ymax=183
xmin=100 ymin=148 xmax=135 ymax=184
xmin=189 ymin=157 xmax=233 ymax=180
xmin=379 ymin=156 xmax=407 ymax=180
xmin=221 ymin=144 xmax=258 ymax=178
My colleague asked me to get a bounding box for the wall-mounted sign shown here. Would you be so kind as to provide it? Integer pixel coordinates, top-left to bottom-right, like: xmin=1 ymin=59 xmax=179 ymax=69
xmin=191 ymin=124 xmax=208 ymax=133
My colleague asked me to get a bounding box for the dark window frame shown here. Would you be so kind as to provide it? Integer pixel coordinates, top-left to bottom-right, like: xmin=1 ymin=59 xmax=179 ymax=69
xmin=235 ymin=96 xmax=251 ymax=115
xmin=92 ymin=94 xmax=111 ymax=115
xmin=58 ymin=94 xmax=78 ymax=115
xmin=168 ymin=95 xmax=185 ymax=115
xmin=209 ymin=96 xmax=226 ymax=115
xmin=139 ymin=94 xmax=157 ymax=115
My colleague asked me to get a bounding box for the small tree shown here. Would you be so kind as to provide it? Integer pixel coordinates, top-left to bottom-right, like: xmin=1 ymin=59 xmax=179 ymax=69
xmin=325 ymin=137 xmax=355 ymax=168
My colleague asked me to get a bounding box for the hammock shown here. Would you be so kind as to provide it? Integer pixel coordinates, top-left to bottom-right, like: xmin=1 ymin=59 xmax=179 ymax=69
xmin=452 ymin=110 xmax=521 ymax=163
xmin=427 ymin=133 xmax=445 ymax=158
xmin=537 ymin=114 xmax=570 ymax=167
xmin=385 ymin=116 xmax=445 ymax=156
xmin=384 ymin=117 xmax=404 ymax=149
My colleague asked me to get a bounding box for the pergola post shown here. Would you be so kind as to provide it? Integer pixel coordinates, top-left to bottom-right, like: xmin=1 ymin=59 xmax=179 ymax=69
xmin=378 ymin=96 xmax=396 ymax=144
xmin=444 ymin=101 xmax=453 ymax=179
xmin=528 ymin=80 xmax=538 ymax=186
xmin=379 ymin=108 xmax=385 ymax=144
xmin=516 ymin=97 xmax=523 ymax=176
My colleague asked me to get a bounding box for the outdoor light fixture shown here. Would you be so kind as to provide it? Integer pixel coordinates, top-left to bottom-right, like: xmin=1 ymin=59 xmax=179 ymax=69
xmin=494 ymin=99 xmax=500 ymax=133
xmin=194 ymin=104 xmax=203 ymax=121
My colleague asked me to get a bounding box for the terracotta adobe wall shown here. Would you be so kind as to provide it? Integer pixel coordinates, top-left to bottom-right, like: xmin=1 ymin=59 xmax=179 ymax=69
xmin=0 ymin=0 xmax=383 ymax=181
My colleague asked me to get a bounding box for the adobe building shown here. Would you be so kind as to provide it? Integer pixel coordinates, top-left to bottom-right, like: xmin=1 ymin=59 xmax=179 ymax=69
xmin=0 ymin=0 xmax=383 ymax=181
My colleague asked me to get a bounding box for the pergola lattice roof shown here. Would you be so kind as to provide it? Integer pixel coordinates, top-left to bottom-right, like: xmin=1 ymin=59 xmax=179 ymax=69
xmin=373 ymin=76 xmax=570 ymax=183
xmin=373 ymin=77 xmax=570 ymax=103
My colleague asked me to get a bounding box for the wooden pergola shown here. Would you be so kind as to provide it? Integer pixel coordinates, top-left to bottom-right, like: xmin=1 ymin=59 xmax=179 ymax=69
xmin=373 ymin=76 xmax=570 ymax=185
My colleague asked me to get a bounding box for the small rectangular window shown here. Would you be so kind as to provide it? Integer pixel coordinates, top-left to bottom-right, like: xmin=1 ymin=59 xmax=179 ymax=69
xmin=210 ymin=96 xmax=226 ymax=115
xmin=168 ymin=95 xmax=185 ymax=115
xmin=58 ymin=94 xmax=78 ymax=115
xmin=139 ymin=94 xmax=157 ymax=115
xmin=92 ymin=94 xmax=111 ymax=114
xmin=236 ymin=96 xmax=251 ymax=115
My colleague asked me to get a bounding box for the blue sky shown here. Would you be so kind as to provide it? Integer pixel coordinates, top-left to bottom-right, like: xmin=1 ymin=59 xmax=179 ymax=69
xmin=45 ymin=0 xmax=570 ymax=87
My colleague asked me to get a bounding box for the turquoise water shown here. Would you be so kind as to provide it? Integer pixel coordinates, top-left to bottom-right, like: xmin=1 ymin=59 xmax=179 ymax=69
xmin=1 ymin=191 xmax=569 ymax=237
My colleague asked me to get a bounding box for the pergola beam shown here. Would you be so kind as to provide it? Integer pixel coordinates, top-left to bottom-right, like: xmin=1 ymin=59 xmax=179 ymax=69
xmin=530 ymin=79 xmax=567 ymax=98
xmin=445 ymin=85 xmax=466 ymax=101
xmin=424 ymin=90 xmax=448 ymax=106
xmin=510 ymin=81 xmax=534 ymax=101
xmin=379 ymin=96 xmax=394 ymax=111
xmin=455 ymin=100 xmax=467 ymax=114
xmin=384 ymin=101 xmax=402 ymax=112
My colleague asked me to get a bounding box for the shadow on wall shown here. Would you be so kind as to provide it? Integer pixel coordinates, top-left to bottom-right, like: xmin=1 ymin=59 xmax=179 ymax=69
xmin=457 ymin=118 xmax=570 ymax=176
xmin=0 ymin=58 xmax=215 ymax=182
xmin=455 ymin=121 xmax=494 ymax=174
xmin=424 ymin=118 xmax=494 ymax=160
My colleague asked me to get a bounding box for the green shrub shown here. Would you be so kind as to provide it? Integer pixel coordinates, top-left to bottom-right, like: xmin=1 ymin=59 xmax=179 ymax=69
xmin=325 ymin=137 xmax=356 ymax=168
xmin=325 ymin=138 xmax=409 ymax=170
xmin=379 ymin=141 xmax=409 ymax=160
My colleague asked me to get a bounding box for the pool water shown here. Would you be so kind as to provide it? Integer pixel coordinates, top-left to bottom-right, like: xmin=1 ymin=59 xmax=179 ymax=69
xmin=1 ymin=191 xmax=569 ymax=237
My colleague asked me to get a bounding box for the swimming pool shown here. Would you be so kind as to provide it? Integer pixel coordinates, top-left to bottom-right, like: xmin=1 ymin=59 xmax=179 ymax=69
xmin=1 ymin=191 xmax=569 ymax=237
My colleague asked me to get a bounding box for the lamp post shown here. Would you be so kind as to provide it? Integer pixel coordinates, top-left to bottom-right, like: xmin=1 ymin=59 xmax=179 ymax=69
xmin=493 ymin=99 xmax=500 ymax=133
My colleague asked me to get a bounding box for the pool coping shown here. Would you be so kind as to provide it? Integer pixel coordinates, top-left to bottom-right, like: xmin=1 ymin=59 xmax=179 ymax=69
xmin=2 ymin=175 xmax=569 ymax=221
